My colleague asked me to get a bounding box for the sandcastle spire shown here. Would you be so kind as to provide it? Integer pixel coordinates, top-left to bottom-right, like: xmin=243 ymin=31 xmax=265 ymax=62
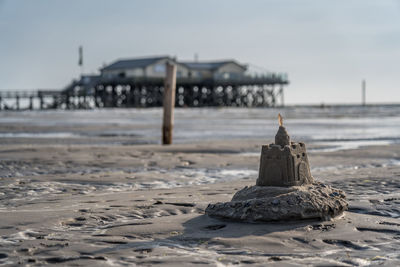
xmin=275 ymin=113 xmax=290 ymax=147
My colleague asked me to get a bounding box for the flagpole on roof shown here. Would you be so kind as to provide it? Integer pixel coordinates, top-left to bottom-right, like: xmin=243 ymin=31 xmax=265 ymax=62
xmin=78 ymin=46 xmax=84 ymax=76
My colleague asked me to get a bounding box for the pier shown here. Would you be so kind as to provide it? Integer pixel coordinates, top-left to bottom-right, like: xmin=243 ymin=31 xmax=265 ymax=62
xmin=0 ymin=56 xmax=289 ymax=110
xmin=0 ymin=90 xmax=64 ymax=110
xmin=0 ymin=75 xmax=287 ymax=110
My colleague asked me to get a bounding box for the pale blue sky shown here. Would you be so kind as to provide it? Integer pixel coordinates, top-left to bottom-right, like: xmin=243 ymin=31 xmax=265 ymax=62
xmin=0 ymin=0 xmax=399 ymax=104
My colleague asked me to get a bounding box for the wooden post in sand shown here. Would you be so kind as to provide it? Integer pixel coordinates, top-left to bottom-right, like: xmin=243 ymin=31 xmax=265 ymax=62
xmin=162 ymin=62 xmax=177 ymax=145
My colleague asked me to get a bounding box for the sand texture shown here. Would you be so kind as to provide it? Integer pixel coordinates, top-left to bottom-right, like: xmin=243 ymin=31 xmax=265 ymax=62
xmin=206 ymin=183 xmax=348 ymax=222
xmin=0 ymin=140 xmax=400 ymax=266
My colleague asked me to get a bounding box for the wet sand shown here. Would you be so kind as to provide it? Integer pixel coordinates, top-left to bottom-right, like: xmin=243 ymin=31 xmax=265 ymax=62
xmin=1 ymin=138 xmax=400 ymax=266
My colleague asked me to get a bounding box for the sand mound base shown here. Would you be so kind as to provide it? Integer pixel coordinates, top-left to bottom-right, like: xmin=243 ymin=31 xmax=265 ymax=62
xmin=206 ymin=182 xmax=348 ymax=222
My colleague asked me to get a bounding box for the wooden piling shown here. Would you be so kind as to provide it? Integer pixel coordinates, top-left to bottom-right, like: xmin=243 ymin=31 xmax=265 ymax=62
xmin=52 ymin=95 xmax=58 ymax=109
xmin=112 ymin=86 xmax=117 ymax=107
xmin=66 ymin=93 xmax=70 ymax=109
xmin=280 ymin=86 xmax=285 ymax=107
xmin=162 ymin=62 xmax=177 ymax=145
xmin=29 ymin=96 xmax=33 ymax=110
xmin=16 ymin=95 xmax=20 ymax=110
xmin=39 ymin=93 xmax=44 ymax=109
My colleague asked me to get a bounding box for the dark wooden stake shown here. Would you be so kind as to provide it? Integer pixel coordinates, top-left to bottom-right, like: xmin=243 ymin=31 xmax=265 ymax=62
xmin=280 ymin=86 xmax=285 ymax=107
xmin=162 ymin=62 xmax=177 ymax=145
xmin=29 ymin=96 xmax=33 ymax=110
xmin=39 ymin=93 xmax=44 ymax=109
xmin=16 ymin=95 xmax=20 ymax=110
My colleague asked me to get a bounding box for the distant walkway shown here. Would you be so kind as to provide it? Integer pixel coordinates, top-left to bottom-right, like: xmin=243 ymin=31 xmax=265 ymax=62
xmin=0 ymin=75 xmax=288 ymax=110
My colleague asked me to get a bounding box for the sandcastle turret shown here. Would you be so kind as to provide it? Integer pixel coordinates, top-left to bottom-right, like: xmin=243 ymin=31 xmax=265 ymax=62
xmin=256 ymin=114 xmax=314 ymax=187
xmin=275 ymin=114 xmax=291 ymax=147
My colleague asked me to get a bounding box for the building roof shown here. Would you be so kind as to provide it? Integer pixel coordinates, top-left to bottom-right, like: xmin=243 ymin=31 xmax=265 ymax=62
xmin=101 ymin=56 xmax=248 ymax=73
xmin=180 ymin=60 xmax=247 ymax=71
xmin=102 ymin=56 xmax=170 ymax=71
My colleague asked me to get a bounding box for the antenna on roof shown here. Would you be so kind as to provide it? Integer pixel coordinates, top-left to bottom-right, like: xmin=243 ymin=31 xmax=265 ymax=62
xmin=194 ymin=53 xmax=198 ymax=62
xmin=361 ymin=79 xmax=366 ymax=106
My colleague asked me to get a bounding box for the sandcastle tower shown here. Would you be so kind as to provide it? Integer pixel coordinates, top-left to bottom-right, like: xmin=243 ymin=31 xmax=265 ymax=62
xmin=256 ymin=114 xmax=314 ymax=187
xmin=205 ymin=114 xmax=348 ymax=222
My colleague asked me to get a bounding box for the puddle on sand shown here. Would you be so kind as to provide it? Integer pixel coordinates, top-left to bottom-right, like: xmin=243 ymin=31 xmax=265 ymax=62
xmin=310 ymin=140 xmax=394 ymax=153
xmin=311 ymin=159 xmax=400 ymax=173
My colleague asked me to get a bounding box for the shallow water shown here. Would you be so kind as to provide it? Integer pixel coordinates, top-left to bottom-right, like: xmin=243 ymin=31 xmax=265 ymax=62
xmin=1 ymin=105 xmax=400 ymax=151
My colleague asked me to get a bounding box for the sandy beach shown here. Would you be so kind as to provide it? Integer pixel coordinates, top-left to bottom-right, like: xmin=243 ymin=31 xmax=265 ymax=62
xmin=1 ymin=108 xmax=400 ymax=266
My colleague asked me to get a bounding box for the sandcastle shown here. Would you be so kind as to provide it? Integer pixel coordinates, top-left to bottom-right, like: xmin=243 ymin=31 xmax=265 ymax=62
xmin=206 ymin=114 xmax=348 ymax=222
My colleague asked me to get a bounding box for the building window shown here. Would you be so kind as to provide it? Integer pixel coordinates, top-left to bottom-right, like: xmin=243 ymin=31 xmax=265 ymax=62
xmin=154 ymin=64 xmax=166 ymax=73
